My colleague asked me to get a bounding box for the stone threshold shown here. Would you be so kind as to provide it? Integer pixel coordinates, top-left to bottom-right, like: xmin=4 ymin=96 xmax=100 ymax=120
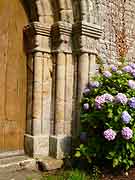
xmin=0 ymin=155 xmax=36 ymax=173
xmin=0 ymin=155 xmax=63 ymax=172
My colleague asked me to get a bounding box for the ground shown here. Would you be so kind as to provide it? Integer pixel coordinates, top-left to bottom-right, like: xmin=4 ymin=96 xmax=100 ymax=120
xmin=1 ymin=163 xmax=135 ymax=180
xmin=0 ymin=169 xmax=42 ymax=180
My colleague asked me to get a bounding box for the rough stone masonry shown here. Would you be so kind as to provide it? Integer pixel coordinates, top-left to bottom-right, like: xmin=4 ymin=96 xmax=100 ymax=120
xmin=97 ymin=0 xmax=135 ymax=64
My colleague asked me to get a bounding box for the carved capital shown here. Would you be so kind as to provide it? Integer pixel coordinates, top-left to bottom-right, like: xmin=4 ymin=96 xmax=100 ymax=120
xmin=73 ymin=21 xmax=102 ymax=53
xmin=51 ymin=21 xmax=72 ymax=53
xmin=24 ymin=22 xmax=51 ymax=53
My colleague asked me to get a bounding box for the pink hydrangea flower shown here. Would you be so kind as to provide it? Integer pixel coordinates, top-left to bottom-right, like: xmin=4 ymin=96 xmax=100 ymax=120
xmin=95 ymin=96 xmax=105 ymax=109
xmin=121 ymin=127 xmax=133 ymax=140
xmin=102 ymin=93 xmax=114 ymax=103
xmin=103 ymin=129 xmax=116 ymax=141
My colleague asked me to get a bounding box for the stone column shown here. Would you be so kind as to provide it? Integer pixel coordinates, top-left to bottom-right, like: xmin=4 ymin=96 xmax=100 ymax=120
xmin=50 ymin=21 xmax=73 ymax=159
xmin=73 ymin=21 xmax=102 ymax=136
xmin=64 ymin=54 xmax=74 ymax=136
xmin=55 ymin=52 xmax=65 ymax=135
xmin=42 ymin=53 xmax=52 ymax=135
xmin=78 ymin=53 xmax=89 ymax=98
xmin=89 ymin=53 xmax=97 ymax=80
xmin=32 ymin=52 xmax=42 ymax=135
xmin=24 ymin=22 xmax=52 ymax=158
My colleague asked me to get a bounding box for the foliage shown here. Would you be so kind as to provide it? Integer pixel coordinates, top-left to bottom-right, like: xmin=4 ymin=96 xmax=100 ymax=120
xmin=75 ymin=63 xmax=135 ymax=170
xmin=41 ymin=169 xmax=97 ymax=180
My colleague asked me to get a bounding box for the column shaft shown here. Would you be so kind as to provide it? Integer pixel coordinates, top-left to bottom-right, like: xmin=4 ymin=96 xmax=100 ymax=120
xmin=65 ymin=54 xmax=74 ymax=136
xmin=89 ymin=54 xmax=97 ymax=80
xmin=78 ymin=53 xmax=89 ymax=98
xmin=76 ymin=53 xmax=89 ymax=135
xmin=42 ymin=54 xmax=52 ymax=135
xmin=32 ymin=52 xmax=43 ymax=135
xmin=55 ymin=53 xmax=66 ymax=135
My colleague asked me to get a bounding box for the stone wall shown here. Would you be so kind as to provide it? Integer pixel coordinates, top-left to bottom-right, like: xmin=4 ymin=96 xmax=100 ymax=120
xmin=97 ymin=0 xmax=135 ymax=64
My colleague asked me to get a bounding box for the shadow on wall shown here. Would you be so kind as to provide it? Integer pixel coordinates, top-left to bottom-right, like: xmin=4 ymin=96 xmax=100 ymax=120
xmin=20 ymin=0 xmax=38 ymax=22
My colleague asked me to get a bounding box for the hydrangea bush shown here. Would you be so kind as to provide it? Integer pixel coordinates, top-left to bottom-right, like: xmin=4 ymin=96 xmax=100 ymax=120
xmin=75 ymin=63 xmax=135 ymax=170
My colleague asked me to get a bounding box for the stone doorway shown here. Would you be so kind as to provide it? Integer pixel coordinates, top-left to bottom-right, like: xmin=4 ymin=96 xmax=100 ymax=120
xmin=0 ymin=0 xmax=28 ymax=156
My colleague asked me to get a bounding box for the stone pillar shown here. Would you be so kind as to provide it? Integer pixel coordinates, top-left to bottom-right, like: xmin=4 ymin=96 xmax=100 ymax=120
xmin=32 ymin=52 xmax=42 ymax=135
xmin=42 ymin=53 xmax=52 ymax=135
xmin=55 ymin=52 xmax=65 ymax=135
xmin=89 ymin=54 xmax=97 ymax=80
xmin=49 ymin=21 xmax=73 ymax=159
xmin=78 ymin=53 xmax=89 ymax=98
xmin=73 ymin=21 xmax=102 ymax=135
xmin=24 ymin=22 xmax=52 ymax=158
xmin=64 ymin=54 xmax=74 ymax=136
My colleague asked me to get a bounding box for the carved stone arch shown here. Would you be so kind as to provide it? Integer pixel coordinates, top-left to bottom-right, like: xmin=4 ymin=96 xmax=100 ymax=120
xmin=59 ymin=0 xmax=74 ymax=23
xmin=22 ymin=0 xmax=74 ymax=24
xmin=22 ymin=0 xmax=56 ymax=24
xmin=90 ymin=0 xmax=100 ymax=24
xmin=72 ymin=0 xmax=81 ymax=22
xmin=21 ymin=0 xmax=39 ymax=22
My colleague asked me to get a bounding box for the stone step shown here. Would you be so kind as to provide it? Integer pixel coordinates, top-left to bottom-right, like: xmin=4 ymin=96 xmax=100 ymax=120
xmin=0 ymin=155 xmax=36 ymax=173
xmin=0 ymin=155 xmax=64 ymax=173
xmin=36 ymin=157 xmax=63 ymax=171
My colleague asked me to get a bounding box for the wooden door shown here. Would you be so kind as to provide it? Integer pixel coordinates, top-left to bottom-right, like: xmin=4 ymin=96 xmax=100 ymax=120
xmin=0 ymin=0 xmax=28 ymax=155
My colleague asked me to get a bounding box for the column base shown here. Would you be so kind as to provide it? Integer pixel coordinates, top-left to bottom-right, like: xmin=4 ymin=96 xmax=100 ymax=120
xmin=24 ymin=134 xmax=49 ymax=158
xmin=49 ymin=135 xmax=71 ymax=159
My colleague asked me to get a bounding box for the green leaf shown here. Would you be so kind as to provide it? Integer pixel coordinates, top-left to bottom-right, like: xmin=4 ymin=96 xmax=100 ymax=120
xmin=113 ymin=158 xmax=119 ymax=167
xmin=126 ymin=143 xmax=130 ymax=150
xmin=109 ymin=151 xmax=116 ymax=157
xmin=75 ymin=151 xmax=81 ymax=158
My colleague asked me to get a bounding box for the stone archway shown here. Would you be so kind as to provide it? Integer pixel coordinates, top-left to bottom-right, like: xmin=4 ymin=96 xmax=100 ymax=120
xmin=23 ymin=0 xmax=102 ymax=159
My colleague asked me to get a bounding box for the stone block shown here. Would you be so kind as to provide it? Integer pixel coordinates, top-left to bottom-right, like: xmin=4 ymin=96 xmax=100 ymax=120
xmin=36 ymin=157 xmax=63 ymax=171
xmin=49 ymin=135 xmax=71 ymax=159
xmin=24 ymin=134 xmax=49 ymax=158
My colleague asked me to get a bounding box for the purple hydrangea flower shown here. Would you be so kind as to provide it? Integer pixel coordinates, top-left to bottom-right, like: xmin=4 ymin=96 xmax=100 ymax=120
xmin=95 ymin=96 xmax=105 ymax=109
xmin=128 ymin=80 xmax=135 ymax=89
xmin=132 ymin=72 xmax=135 ymax=77
xmin=102 ymin=93 xmax=114 ymax=103
xmin=83 ymin=88 xmax=90 ymax=96
xmin=121 ymin=127 xmax=133 ymax=140
xmin=129 ymin=63 xmax=135 ymax=69
xmin=115 ymin=93 xmax=128 ymax=105
xmin=83 ymin=103 xmax=89 ymax=111
xmin=121 ymin=111 xmax=131 ymax=124
xmin=128 ymin=97 xmax=135 ymax=109
xmin=122 ymin=66 xmax=133 ymax=73
xmin=103 ymin=129 xmax=116 ymax=141
xmin=103 ymin=71 xmax=112 ymax=78
xmin=90 ymin=81 xmax=100 ymax=88
xmin=111 ymin=65 xmax=117 ymax=72
xmin=132 ymin=69 xmax=135 ymax=77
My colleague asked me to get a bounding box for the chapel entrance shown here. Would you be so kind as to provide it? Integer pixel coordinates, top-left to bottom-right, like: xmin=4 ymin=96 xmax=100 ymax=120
xmin=0 ymin=0 xmax=28 ymax=156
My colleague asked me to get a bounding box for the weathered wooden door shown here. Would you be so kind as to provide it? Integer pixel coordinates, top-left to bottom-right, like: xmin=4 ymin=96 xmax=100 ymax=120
xmin=0 ymin=0 xmax=28 ymax=155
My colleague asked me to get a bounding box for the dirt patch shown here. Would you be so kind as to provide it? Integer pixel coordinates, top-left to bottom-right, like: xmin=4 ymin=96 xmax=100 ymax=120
xmin=102 ymin=168 xmax=135 ymax=180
